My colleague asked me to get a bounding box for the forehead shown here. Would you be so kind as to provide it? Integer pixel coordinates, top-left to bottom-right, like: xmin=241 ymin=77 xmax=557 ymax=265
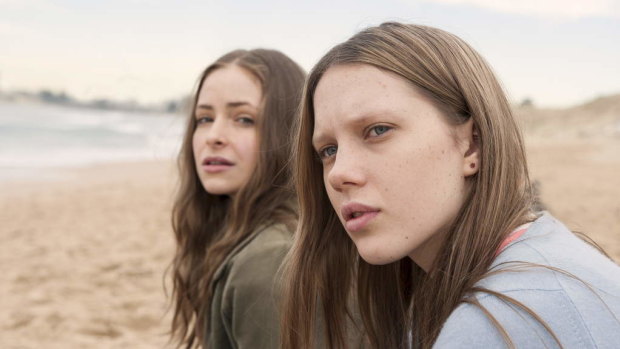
xmin=316 ymin=64 xmax=391 ymax=102
xmin=312 ymin=64 xmax=420 ymax=127
xmin=198 ymin=65 xmax=262 ymax=105
xmin=314 ymin=64 xmax=419 ymax=115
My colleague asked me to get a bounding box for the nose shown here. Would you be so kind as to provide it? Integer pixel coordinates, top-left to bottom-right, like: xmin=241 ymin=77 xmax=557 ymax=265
xmin=326 ymin=146 xmax=365 ymax=192
xmin=205 ymin=118 xmax=228 ymax=147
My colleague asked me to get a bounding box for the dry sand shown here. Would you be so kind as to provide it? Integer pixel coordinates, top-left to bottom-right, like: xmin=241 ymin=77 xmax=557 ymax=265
xmin=1 ymin=96 xmax=619 ymax=348
xmin=1 ymin=161 xmax=178 ymax=348
xmin=519 ymin=94 xmax=620 ymax=259
xmin=527 ymin=139 xmax=620 ymax=259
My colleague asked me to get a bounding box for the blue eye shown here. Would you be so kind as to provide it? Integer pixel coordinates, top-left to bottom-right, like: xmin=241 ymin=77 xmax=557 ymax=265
xmin=319 ymin=145 xmax=337 ymax=159
xmin=196 ymin=116 xmax=214 ymax=125
xmin=368 ymin=125 xmax=392 ymax=137
xmin=236 ymin=115 xmax=255 ymax=126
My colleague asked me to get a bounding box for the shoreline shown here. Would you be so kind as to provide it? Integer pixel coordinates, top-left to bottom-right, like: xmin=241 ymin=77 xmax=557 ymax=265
xmin=0 ymin=159 xmax=179 ymax=194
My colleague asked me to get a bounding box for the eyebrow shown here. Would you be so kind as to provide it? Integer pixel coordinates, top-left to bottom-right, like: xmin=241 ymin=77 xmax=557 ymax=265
xmin=311 ymin=131 xmax=328 ymax=151
xmin=312 ymin=112 xmax=391 ymax=149
xmin=196 ymin=101 xmax=256 ymax=110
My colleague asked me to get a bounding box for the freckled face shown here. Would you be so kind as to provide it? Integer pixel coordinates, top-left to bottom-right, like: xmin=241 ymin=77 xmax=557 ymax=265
xmin=312 ymin=64 xmax=472 ymax=270
xmin=192 ymin=65 xmax=262 ymax=197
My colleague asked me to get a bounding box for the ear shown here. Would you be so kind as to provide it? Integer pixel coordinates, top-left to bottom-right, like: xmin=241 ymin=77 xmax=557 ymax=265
xmin=458 ymin=118 xmax=480 ymax=177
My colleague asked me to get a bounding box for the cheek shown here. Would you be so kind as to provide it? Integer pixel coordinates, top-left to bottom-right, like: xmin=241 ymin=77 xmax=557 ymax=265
xmin=322 ymin=171 xmax=343 ymax=219
xmin=384 ymin=141 xmax=464 ymax=209
xmin=425 ymin=149 xmax=461 ymax=194
xmin=191 ymin=131 xmax=202 ymax=160
xmin=236 ymin=131 xmax=259 ymax=165
xmin=323 ymin=172 xmax=336 ymax=201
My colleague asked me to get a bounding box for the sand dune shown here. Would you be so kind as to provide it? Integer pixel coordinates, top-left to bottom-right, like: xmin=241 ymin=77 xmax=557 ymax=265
xmin=519 ymin=93 xmax=620 ymax=259
xmin=517 ymin=93 xmax=620 ymax=139
xmin=1 ymin=95 xmax=619 ymax=348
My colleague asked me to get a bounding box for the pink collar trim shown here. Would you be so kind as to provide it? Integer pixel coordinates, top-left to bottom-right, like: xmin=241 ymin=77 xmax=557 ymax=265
xmin=495 ymin=223 xmax=531 ymax=257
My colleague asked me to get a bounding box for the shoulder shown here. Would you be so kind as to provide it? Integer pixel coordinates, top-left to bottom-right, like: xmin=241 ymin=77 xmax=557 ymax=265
xmin=437 ymin=213 xmax=620 ymax=348
xmin=228 ymin=223 xmax=292 ymax=273
xmin=484 ymin=213 xmax=620 ymax=295
xmin=433 ymin=302 xmax=506 ymax=348
xmin=436 ymin=287 xmax=599 ymax=348
xmin=224 ymin=223 xmax=293 ymax=290
xmin=238 ymin=222 xmax=293 ymax=256
xmin=212 ymin=223 xmax=294 ymax=348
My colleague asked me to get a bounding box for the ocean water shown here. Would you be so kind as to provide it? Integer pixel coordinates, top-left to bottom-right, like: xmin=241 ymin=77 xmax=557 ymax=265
xmin=0 ymin=101 xmax=186 ymax=180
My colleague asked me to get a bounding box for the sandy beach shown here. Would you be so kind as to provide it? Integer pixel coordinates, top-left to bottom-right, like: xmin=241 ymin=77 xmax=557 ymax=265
xmin=0 ymin=161 xmax=178 ymax=348
xmin=1 ymin=98 xmax=619 ymax=348
xmin=527 ymin=139 xmax=620 ymax=259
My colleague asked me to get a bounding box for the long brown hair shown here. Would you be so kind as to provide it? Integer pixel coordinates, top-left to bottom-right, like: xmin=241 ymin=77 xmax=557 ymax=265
xmin=170 ymin=49 xmax=305 ymax=348
xmin=281 ymin=23 xmax=536 ymax=348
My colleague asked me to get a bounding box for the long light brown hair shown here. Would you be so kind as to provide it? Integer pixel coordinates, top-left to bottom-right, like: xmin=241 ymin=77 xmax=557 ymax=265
xmin=281 ymin=23 xmax=537 ymax=348
xmin=170 ymin=49 xmax=305 ymax=348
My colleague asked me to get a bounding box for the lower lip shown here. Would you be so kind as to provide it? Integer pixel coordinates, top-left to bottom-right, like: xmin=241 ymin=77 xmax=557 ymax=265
xmin=202 ymin=164 xmax=233 ymax=173
xmin=345 ymin=211 xmax=379 ymax=233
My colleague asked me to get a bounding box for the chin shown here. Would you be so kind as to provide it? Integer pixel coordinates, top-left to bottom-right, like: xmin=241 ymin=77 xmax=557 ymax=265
xmin=351 ymin=232 xmax=411 ymax=265
xmin=201 ymin=181 xmax=237 ymax=196
xmin=356 ymin=245 xmax=402 ymax=265
xmin=205 ymin=189 xmax=233 ymax=196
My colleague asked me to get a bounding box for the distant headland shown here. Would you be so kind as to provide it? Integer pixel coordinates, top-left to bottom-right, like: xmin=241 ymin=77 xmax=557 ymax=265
xmin=0 ymin=88 xmax=190 ymax=115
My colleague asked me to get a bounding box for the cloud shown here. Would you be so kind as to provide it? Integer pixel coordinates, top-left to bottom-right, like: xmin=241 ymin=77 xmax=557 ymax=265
xmin=425 ymin=0 xmax=620 ymax=19
xmin=0 ymin=0 xmax=42 ymax=8
xmin=0 ymin=0 xmax=60 ymax=12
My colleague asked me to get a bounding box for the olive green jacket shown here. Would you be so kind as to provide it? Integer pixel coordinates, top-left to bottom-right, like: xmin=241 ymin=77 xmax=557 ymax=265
xmin=205 ymin=223 xmax=291 ymax=349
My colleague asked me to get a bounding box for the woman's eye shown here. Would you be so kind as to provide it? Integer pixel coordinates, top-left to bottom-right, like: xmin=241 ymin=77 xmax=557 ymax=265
xmin=368 ymin=125 xmax=392 ymax=137
xmin=318 ymin=145 xmax=337 ymax=159
xmin=196 ymin=116 xmax=214 ymax=124
xmin=236 ymin=115 xmax=255 ymax=126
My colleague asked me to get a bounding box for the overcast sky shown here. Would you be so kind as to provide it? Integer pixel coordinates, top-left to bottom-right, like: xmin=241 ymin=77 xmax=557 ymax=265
xmin=1 ymin=0 xmax=619 ymax=107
